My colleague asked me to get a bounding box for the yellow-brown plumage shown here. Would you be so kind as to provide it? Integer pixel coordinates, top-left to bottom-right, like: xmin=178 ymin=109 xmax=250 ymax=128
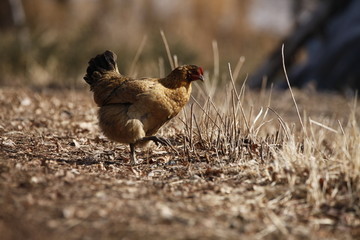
xmin=84 ymin=50 xmax=204 ymax=164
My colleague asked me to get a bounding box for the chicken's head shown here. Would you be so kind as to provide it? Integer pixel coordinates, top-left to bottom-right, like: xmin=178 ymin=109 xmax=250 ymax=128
xmin=184 ymin=65 xmax=204 ymax=82
xmin=164 ymin=65 xmax=204 ymax=89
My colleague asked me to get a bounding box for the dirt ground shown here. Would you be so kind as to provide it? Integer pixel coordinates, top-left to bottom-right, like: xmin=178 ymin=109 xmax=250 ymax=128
xmin=0 ymin=87 xmax=359 ymax=240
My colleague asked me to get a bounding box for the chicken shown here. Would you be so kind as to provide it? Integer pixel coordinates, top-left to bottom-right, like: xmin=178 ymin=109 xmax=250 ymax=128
xmin=84 ymin=50 xmax=204 ymax=164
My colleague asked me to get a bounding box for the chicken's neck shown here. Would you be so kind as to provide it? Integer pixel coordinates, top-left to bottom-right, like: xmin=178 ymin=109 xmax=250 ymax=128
xmin=159 ymin=73 xmax=191 ymax=90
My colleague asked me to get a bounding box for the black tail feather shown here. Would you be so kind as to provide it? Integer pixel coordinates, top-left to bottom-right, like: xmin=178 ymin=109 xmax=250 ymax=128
xmin=84 ymin=50 xmax=118 ymax=85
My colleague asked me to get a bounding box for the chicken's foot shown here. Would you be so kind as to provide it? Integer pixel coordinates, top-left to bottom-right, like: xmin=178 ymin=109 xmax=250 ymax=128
xmin=129 ymin=136 xmax=178 ymax=165
xmin=139 ymin=136 xmax=179 ymax=154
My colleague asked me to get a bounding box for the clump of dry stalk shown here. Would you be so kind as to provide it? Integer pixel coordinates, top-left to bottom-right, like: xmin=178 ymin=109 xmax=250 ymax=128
xmin=161 ymin=35 xmax=360 ymax=221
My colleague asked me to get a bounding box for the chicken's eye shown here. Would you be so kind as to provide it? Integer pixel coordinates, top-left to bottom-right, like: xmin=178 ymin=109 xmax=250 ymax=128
xmin=186 ymin=72 xmax=193 ymax=81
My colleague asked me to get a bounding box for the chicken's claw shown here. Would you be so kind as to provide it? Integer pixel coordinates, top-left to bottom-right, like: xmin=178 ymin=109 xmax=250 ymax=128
xmin=141 ymin=136 xmax=178 ymax=154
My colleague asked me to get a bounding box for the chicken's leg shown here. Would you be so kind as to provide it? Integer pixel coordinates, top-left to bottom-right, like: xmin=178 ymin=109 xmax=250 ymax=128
xmin=129 ymin=143 xmax=137 ymax=165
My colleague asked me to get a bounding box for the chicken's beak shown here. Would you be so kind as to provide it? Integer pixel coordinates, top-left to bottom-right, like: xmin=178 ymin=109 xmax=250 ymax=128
xmin=191 ymin=74 xmax=204 ymax=82
xmin=198 ymin=74 xmax=204 ymax=82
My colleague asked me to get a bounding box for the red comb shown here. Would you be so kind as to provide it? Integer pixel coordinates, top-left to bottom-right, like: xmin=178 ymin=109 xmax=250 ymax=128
xmin=198 ymin=67 xmax=204 ymax=75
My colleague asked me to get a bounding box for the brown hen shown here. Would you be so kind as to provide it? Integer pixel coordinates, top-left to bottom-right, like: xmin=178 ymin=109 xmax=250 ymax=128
xmin=84 ymin=50 xmax=204 ymax=164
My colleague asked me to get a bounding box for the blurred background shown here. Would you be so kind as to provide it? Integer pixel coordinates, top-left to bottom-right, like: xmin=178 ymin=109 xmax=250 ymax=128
xmin=1 ymin=0 xmax=359 ymax=92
